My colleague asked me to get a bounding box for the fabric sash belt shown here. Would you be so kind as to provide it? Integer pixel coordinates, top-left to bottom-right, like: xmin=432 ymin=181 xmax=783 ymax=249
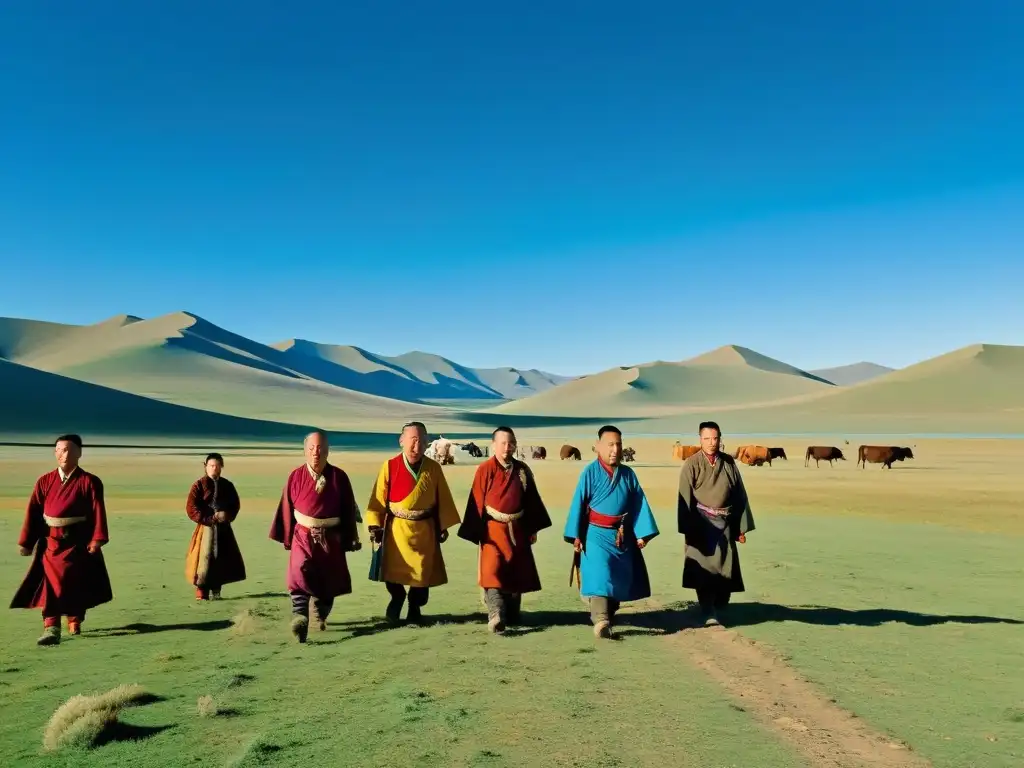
xmin=486 ymin=505 xmax=524 ymax=546
xmin=388 ymin=501 xmax=434 ymax=521
xmin=294 ymin=509 xmax=339 ymax=552
xmin=696 ymin=502 xmax=728 ymax=518
xmin=588 ymin=508 xmax=628 ymax=549
xmin=44 ymin=515 xmax=87 ymax=527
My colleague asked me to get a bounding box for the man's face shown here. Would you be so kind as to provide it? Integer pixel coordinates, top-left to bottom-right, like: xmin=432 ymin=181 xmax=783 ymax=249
xmin=400 ymin=427 xmax=426 ymax=463
xmin=493 ymin=430 xmax=516 ymax=464
xmin=305 ymin=434 xmax=328 ymax=469
xmin=205 ymin=459 xmax=223 ymax=480
xmin=596 ymin=431 xmax=622 ymax=465
xmin=54 ymin=440 xmax=80 ymax=471
xmin=700 ymin=428 xmax=721 ymax=455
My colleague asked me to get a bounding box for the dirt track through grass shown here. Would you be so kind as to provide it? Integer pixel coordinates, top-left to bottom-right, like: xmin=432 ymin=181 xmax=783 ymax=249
xmin=672 ymin=620 xmax=932 ymax=767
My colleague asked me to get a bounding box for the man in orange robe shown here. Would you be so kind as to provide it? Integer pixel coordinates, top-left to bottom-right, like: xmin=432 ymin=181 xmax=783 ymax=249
xmin=458 ymin=426 xmax=551 ymax=633
xmin=10 ymin=434 xmax=113 ymax=645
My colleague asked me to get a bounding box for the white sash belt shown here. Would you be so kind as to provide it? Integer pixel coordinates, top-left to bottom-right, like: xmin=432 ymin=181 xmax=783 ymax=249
xmin=44 ymin=515 xmax=86 ymax=528
xmin=294 ymin=510 xmax=340 ymax=529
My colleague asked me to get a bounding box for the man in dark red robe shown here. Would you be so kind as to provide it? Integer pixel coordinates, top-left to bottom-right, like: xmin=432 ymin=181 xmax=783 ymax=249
xmin=458 ymin=426 xmax=551 ymax=633
xmin=269 ymin=430 xmax=362 ymax=643
xmin=10 ymin=434 xmax=113 ymax=646
xmin=185 ymin=452 xmax=246 ymax=601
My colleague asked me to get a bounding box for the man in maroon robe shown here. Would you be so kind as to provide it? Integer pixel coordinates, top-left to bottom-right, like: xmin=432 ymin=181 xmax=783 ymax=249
xmin=269 ymin=430 xmax=362 ymax=643
xmin=185 ymin=452 xmax=246 ymax=601
xmin=10 ymin=434 xmax=113 ymax=646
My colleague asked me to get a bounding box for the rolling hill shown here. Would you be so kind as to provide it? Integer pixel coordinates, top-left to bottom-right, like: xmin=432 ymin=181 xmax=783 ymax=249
xmin=810 ymin=362 xmax=895 ymax=386
xmin=491 ymin=345 xmax=836 ymax=418
xmin=0 ymin=313 xmax=569 ymax=429
xmin=627 ymin=343 xmax=1024 ymax=435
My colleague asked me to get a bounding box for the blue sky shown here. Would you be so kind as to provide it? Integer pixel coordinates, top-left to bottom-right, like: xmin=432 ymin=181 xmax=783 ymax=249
xmin=1 ymin=1 xmax=1021 ymax=375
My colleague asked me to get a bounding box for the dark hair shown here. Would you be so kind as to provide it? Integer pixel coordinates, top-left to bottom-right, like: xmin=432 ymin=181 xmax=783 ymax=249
xmin=55 ymin=434 xmax=83 ymax=448
xmin=698 ymin=421 xmax=721 ymax=436
xmin=492 ymin=425 xmax=516 ymax=440
xmin=598 ymin=425 xmax=621 ymax=439
xmin=205 ymin=453 xmax=224 ymax=465
xmin=402 ymin=421 xmax=427 ymax=435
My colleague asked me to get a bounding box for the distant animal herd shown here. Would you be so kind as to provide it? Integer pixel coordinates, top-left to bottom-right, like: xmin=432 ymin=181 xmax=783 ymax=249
xmin=422 ymin=436 xmax=914 ymax=469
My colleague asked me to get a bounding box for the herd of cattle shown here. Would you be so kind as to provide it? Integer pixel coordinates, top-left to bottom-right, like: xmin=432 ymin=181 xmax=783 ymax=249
xmin=674 ymin=442 xmax=916 ymax=469
xmin=424 ymin=437 xmax=915 ymax=470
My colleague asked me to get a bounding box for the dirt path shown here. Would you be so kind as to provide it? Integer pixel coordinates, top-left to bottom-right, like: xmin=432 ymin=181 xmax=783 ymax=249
xmin=671 ymin=621 xmax=932 ymax=768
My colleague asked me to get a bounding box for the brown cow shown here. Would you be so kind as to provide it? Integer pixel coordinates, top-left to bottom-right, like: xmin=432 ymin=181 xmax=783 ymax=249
xmin=622 ymin=447 xmax=636 ymax=462
xmin=857 ymin=445 xmax=914 ymax=469
xmin=560 ymin=444 xmax=582 ymax=460
xmin=734 ymin=445 xmax=772 ymax=466
xmin=673 ymin=444 xmax=700 ymax=461
xmin=768 ymin=447 xmax=787 ymax=461
xmin=531 ymin=446 xmax=547 ymax=460
xmin=804 ymin=446 xmax=846 ymax=467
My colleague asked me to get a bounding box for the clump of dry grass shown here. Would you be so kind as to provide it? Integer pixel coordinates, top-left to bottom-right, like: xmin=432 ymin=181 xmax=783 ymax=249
xmin=230 ymin=609 xmax=261 ymax=635
xmin=196 ymin=695 xmax=218 ymax=718
xmin=42 ymin=684 xmax=150 ymax=752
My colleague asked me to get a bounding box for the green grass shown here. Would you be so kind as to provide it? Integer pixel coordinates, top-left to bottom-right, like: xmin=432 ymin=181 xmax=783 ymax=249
xmin=1 ymin=442 xmax=1022 ymax=766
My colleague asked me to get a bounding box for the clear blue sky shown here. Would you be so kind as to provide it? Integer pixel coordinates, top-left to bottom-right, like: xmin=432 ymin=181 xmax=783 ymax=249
xmin=1 ymin=1 xmax=1021 ymax=376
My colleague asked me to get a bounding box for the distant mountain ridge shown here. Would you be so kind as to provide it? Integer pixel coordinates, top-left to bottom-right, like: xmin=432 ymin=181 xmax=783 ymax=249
xmin=810 ymin=362 xmax=894 ymax=386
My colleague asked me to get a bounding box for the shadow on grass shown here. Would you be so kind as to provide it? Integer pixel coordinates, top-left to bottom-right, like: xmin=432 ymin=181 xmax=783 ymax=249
xmin=94 ymin=723 xmax=175 ymax=746
xmin=316 ymin=609 xmax=593 ymax=643
xmin=91 ymin=620 xmax=233 ymax=636
xmin=220 ymin=592 xmax=289 ymax=601
xmin=722 ymin=602 xmax=1024 ymax=628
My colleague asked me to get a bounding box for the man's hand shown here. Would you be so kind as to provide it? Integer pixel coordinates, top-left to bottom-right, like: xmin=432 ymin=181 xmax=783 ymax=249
xmin=529 ymin=534 xmax=537 ymax=545
xmin=439 ymin=530 xmax=449 ymax=543
xmin=573 ymin=538 xmax=582 ymax=553
xmin=636 ymin=538 xmax=647 ymax=550
xmin=368 ymin=526 xmax=383 ymax=545
xmin=87 ymin=542 xmax=101 ymax=554
xmin=18 ymin=546 xmax=32 ymax=556
xmin=737 ymin=533 xmax=746 ymax=544
xmin=213 ymin=511 xmax=228 ymax=524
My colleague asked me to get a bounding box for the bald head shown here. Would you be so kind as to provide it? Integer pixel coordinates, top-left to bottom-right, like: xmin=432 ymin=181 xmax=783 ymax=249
xmin=304 ymin=430 xmax=329 ymax=471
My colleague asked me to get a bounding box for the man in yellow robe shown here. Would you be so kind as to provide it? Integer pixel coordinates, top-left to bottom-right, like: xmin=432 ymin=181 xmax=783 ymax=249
xmin=365 ymin=421 xmax=461 ymax=624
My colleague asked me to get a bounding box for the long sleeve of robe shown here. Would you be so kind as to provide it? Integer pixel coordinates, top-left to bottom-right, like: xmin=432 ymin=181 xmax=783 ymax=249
xmin=365 ymin=455 xmax=461 ymax=588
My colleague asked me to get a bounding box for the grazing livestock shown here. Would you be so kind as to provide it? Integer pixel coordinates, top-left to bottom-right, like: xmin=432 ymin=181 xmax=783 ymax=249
xmin=673 ymin=443 xmax=701 ymax=461
xmin=560 ymin=444 xmax=582 ymax=460
xmin=622 ymin=447 xmax=636 ymax=462
xmin=734 ymin=445 xmax=772 ymax=466
xmin=857 ymin=445 xmax=914 ymax=469
xmin=804 ymin=446 xmax=846 ymax=467
xmin=426 ymin=437 xmax=454 ymax=465
xmin=768 ymin=447 xmax=787 ymax=461
xmin=531 ymin=446 xmax=547 ymax=460
xmin=460 ymin=442 xmax=484 ymax=458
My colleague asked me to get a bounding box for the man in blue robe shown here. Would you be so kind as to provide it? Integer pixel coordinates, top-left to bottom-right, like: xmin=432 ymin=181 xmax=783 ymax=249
xmin=563 ymin=425 xmax=659 ymax=638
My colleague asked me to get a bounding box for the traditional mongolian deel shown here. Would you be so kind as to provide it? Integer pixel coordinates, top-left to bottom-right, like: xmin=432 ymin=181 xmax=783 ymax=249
xmin=184 ymin=474 xmax=246 ymax=599
xmin=365 ymin=454 xmax=461 ymax=588
xmin=10 ymin=467 xmax=113 ymax=633
xmin=563 ymin=458 xmax=659 ymax=602
xmin=458 ymin=455 xmax=551 ymax=629
xmin=270 ymin=462 xmax=362 ymax=637
xmin=677 ymin=450 xmax=755 ymax=614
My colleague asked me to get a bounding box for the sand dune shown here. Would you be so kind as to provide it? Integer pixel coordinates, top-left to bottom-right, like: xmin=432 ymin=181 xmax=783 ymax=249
xmin=492 ymin=345 xmax=835 ymax=418
xmin=810 ymin=362 xmax=894 ymax=386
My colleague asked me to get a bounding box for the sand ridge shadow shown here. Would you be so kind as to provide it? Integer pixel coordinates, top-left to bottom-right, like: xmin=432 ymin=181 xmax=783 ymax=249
xmin=721 ymin=602 xmax=1024 ymax=628
xmin=91 ymin=620 xmax=234 ymax=637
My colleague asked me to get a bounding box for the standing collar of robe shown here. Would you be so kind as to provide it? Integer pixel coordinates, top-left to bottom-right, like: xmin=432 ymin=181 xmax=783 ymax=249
xmin=703 ymin=450 xmax=718 ymax=466
xmin=597 ymin=457 xmax=618 ymax=478
xmin=57 ymin=466 xmax=79 ymax=483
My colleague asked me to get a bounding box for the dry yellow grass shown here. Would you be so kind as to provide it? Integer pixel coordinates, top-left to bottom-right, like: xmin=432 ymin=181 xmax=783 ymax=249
xmin=42 ymin=684 xmax=150 ymax=752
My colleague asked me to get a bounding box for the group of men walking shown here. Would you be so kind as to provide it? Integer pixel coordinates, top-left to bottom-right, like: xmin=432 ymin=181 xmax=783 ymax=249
xmin=10 ymin=421 xmax=755 ymax=645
